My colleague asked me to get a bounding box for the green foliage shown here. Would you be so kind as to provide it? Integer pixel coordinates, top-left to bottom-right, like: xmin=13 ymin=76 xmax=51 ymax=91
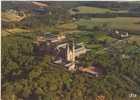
xmin=2 ymin=2 xmax=140 ymax=99
xmin=70 ymin=6 xmax=114 ymax=15
xmin=2 ymin=30 xmax=140 ymax=100
xmin=76 ymin=17 xmax=140 ymax=32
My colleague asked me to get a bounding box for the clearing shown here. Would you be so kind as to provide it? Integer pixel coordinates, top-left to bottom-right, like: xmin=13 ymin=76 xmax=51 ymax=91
xmin=76 ymin=17 xmax=140 ymax=32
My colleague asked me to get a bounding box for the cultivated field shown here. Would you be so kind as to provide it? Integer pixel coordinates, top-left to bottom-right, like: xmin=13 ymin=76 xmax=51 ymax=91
xmin=76 ymin=17 xmax=140 ymax=32
xmin=56 ymin=23 xmax=78 ymax=30
xmin=1 ymin=28 xmax=30 ymax=36
xmin=69 ymin=6 xmax=113 ymax=14
xmin=69 ymin=6 xmax=127 ymax=14
xmin=2 ymin=11 xmax=25 ymax=22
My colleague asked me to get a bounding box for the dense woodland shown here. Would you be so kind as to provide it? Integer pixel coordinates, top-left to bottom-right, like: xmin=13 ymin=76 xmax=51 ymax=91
xmin=2 ymin=32 xmax=140 ymax=100
xmin=2 ymin=1 xmax=140 ymax=100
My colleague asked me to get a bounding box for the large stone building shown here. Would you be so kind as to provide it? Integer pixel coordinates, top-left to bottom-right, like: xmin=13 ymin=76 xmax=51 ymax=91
xmin=55 ymin=41 xmax=89 ymax=71
xmin=34 ymin=33 xmax=89 ymax=71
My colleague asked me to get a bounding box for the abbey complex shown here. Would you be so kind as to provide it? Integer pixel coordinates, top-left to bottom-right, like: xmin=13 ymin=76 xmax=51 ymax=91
xmin=34 ymin=33 xmax=102 ymax=76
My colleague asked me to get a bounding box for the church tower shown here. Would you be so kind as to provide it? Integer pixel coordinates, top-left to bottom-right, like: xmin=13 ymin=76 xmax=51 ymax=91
xmin=68 ymin=41 xmax=76 ymax=71
xmin=72 ymin=41 xmax=75 ymax=62
xmin=66 ymin=43 xmax=70 ymax=61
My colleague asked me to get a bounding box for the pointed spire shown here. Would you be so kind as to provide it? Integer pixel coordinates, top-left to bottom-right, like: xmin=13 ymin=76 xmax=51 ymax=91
xmin=66 ymin=40 xmax=76 ymax=71
xmin=72 ymin=40 xmax=75 ymax=62
xmin=66 ymin=43 xmax=70 ymax=61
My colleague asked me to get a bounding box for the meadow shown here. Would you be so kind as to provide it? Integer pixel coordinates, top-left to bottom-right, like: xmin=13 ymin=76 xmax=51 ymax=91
xmin=69 ymin=6 xmax=128 ymax=15
xmin=2 ymin=11 xmax=25 ymax=22
xmin=76 ymin=17 xmax=140 ymax=32
xmin=69 ymin=6 xmax=114 ymax=14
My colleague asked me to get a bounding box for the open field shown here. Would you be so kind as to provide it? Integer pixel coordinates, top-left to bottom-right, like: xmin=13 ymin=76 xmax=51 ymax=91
xmin=126 ymin=35 xmax=140 ymax=44
xmin=69 ymin=6 xmax=128 ymax=14
xmin=2 ymin=11 xmax=25 ymax=22
xmin=2 ymin=28 xmax=30 ymax=36
xmin=56 ymin=23 xmax=78 ymax=30
xmin=76 ymin=17 xmax=140 ymax=32
xmin=69 ymin=6 xmax=114 ymax=14
xmin=69 ymin=31 xmax=114 ymax=44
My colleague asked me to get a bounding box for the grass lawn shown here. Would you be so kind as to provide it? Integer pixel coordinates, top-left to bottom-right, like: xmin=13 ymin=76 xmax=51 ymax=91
xmin=69 ymin=6 xmax=114 ymax=14
xmin=87 ymin=31 xmax=113 ymax=42
xmin=126 ymin=35 xmax=140 ymax=44
xmin=69 ymin=31 xmax=114 ymax=55
xmin=6 ymin=28 xmax=30 ymax=33
xmin=56 ymin=23 xmax=78 ymax=30
xmin=92 ymin=32 xmax=113 ymax=41
xmin=2 ymin=12 xmax=25 ymax=22
xmin=2 ymin=28 xmax=30 ymax=36
xmin=68 ymin=31 xmax=114 ymax=55
xmin=76 ymin=17 xmax=140 ymax=32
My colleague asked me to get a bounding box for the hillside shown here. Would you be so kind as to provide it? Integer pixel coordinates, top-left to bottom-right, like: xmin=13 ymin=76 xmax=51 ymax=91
xmin=69 ymin=6 xmax=115 ymax=15
xmin=76 ymin=17 xmax=140 ymax=32
xmin=1 ymin=1 xmax=140 ymax=100
xmin=2 ymin=10 xmax=26 ymax=22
